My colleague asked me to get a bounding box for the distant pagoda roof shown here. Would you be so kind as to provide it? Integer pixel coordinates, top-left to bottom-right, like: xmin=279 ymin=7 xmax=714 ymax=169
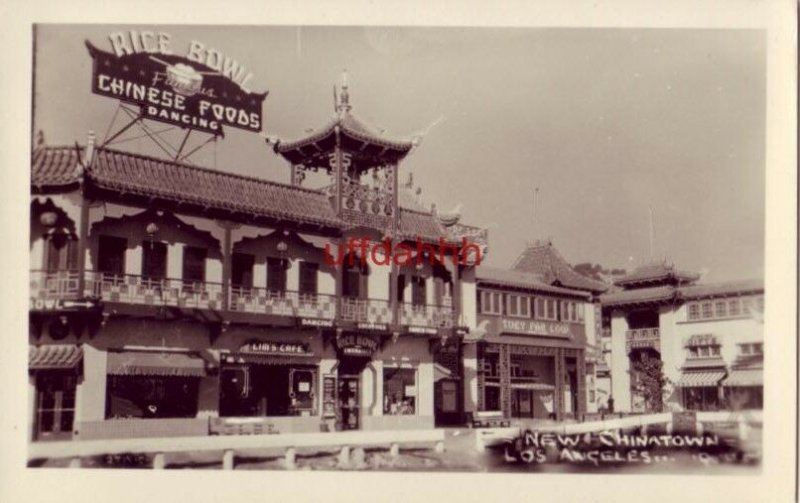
xmin=613 ymin=261 xmax=699 ymax=288
xmin=511 ymin=240 xmax=610 ymax=294
xmin=273 ymin=74 xmax=414 ymax=167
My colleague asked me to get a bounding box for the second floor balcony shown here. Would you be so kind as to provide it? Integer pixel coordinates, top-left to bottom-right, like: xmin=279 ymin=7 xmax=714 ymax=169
xmin=31 ymin=270 xmax=461 ymax=333
xmin=339 ymin=297 xmax=392 ymax=326
xmin=399 ymin=303 xmax=457 ymax=331
xmin=229 ymin=287 xmax=337 ymax=321
xmin=87 ymin=272 xmax=225 ymax=310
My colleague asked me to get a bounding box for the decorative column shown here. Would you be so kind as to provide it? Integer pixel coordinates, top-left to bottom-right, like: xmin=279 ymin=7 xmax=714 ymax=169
xmin=217 ymin=220 xmax=239 ymax=311
xmin=476 ymin=344 xmax=485 ymax=411
xmin=499 ymin=344 xmax=511 ymax=417
xmin=76 ymin=196 xmax=90 ymax=297
xmin=452 ymin=264 xmax=462 ymax=324
xmin=554 ymin=348 xmax=564 ymax=421
xmin=576 ymin=349 xmax=587 ymax=419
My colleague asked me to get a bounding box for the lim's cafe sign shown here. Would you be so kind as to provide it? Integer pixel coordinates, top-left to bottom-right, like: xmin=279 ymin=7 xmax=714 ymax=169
xmin=492 ymin=318 xmax=580 ymax=340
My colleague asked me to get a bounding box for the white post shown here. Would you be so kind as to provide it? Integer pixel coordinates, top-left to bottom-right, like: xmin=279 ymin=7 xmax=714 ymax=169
xmin=434 ymin=441 xmax=445 ymax=453
xmin=222 ymin=449 xmax=235 ymax=470
xmin=338 ymin=446 xmax=350 ymax=466
xmin=475 ymin=432 xmax=485 ymax=451
xmin=68 ymin=457 xmax=81 ymax=469
xmin=285 ymin=448 xmax=296 ymax=470
xmin=152 ymin=453 xmax=165 ymax=469
xmin=389 ymin=443 xmax=400 ymax=457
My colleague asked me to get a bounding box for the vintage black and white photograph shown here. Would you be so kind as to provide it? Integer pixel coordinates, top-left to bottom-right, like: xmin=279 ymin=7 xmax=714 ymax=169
xmin=3 ymin=2 xmax=797 ymax=502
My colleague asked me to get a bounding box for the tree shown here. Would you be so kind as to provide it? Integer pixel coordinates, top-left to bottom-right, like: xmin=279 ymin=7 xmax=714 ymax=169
xmin=630 ymin=351 xmax=669 ymax=413
xmin=573 ymin=262 xmax=627 ymax=282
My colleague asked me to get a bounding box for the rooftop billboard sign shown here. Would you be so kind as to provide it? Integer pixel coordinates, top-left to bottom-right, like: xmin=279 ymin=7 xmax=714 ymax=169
xmin=86 ymin=30 xmax=267 ymax=136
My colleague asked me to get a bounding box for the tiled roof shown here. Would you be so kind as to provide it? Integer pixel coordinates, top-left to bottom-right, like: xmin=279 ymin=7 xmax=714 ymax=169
xmin=276 ymin=111 xmax=413 ymax=156
xmin=398 ymin=208 xmax=447 ymax=242
xmin=31 ymin=145 xmax=82 ymax=187
xmin=600 ymin=285 xmax=677 ymax=307
xmin=601 ymin=278 xmax=764 ymax=308
xmin=680 ymin=279 xmax=763 ymax=300
xmin=89 ymin=148 xmax=341 ymax=227
xmin=476 ymin=266 xmax=591 ymax=298
xmin=31 ymin=145 xmax=484 ymax=243
xmin=511 ymin=240 xmax=610 ymax=293
xmin=614 ymin=261 xmax=699 ymax=287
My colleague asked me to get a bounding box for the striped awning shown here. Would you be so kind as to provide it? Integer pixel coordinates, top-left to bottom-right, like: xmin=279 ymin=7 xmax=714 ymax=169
xmin=29 ymin=344 xmax=83 ymax=370
xmin=107 ymin=351 xmax=206 ymax=377
xmin=675 ymin=370 xmax=725 ymax=388
xmin=222 ymin=353 xmax=318 ymax=367
xmin=510 ymin=382 xmax=555 ymax=391
xmin=723 ymin=368 xmax=763 ymax=387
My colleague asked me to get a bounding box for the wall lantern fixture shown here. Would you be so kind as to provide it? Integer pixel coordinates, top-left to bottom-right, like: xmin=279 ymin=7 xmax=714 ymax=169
xmin=39 ymin=211 xmax=58 ymax=227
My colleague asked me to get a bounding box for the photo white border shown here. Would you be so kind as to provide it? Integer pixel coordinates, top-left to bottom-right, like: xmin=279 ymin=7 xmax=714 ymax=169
xmin=0 ymin=1 xmax=795 ymax=502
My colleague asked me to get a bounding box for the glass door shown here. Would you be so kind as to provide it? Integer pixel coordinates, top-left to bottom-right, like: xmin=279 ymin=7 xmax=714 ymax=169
xmin=34 ymin=371 xmax=76 ymax=441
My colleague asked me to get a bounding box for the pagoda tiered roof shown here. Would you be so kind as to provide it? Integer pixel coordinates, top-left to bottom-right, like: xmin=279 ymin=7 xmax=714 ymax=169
xmin=274 ymin=110 xmax=414 ymax=166
xmin=613 ymin=261 xmax=700 ymax=288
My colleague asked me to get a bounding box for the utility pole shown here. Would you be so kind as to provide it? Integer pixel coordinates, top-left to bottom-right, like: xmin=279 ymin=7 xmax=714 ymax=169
xmin=532 ymin=186 xmax=539 ymax=240
xmin=648 ymin=205 xmax=655 ymax=261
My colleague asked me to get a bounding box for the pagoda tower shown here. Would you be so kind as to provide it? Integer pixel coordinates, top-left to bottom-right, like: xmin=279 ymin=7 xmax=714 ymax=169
xmin=270 ymin=72 xmax=415 ymax=236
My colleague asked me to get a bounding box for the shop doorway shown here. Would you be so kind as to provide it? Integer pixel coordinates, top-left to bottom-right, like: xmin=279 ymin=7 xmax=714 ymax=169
xmin=338 ymin=376 xmax=360 ymax=430
xmin=34 ymin=371 xmax=77 ymax=441
xmin=336 ymin=356 xmax=369 ymax=430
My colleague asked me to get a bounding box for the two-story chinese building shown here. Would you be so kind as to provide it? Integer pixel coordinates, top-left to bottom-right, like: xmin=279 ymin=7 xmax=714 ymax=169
xmin=463 ymin=266 xmax=595 ymax=421
xmin=28 ymin=82 xmax=488 ymax=441
xmin=600 ymin=262 xmax=764 ymax=413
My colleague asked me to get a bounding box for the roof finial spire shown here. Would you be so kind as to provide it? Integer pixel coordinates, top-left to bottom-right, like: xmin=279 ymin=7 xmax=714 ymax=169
xmin=335 ymin=69 xmax=351 ymax=115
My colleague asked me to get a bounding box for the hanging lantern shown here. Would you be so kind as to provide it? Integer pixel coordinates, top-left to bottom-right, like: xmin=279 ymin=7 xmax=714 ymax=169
xmin=276 ymin=241 xmax=289 ymax=254
xmin=39 ymin=211 xmax=58 ymax=227
xmin=145 ymin=222 xmax=159 ymax=236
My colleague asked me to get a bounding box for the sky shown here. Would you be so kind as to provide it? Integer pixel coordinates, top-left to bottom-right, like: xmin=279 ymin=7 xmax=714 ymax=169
xmin=33 ymin=25 xmax=766 ymax=282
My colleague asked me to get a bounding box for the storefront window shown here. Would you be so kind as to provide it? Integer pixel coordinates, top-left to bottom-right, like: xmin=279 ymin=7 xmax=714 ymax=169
xmin=220 ymin=364 xmax=317 ymax=417
xmin=383 ymin=367 xmax=416 ymax=415
xmin=106 ymin=376 xmax=199 ymax=419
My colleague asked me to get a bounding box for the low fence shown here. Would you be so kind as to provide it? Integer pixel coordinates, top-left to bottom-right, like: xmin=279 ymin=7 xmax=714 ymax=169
xmin=29 ymin=428 xmax=445 ymax=470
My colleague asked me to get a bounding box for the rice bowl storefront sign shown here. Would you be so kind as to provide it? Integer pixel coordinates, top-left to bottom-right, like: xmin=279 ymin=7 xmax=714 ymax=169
xmin=86 ymin=30 xmax=267 ymax=136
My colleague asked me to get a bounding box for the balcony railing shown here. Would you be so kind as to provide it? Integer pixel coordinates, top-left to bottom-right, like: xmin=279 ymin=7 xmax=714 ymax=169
xmin=340 ymin=297 xmax=392 ymax=326
xmin=31 ymin=270 xmax=462 ymax=331
xmin=30 ymin=270 xmax=82 ymax=300
xmin=228 ymin=288 xmax=337 ymax=320
xmin=399 ymin=303 xmax=456 ymax=330
xmin=86 ymin=272 xmax=224 ymax=310
xmin=625 ymin=327 xmax=660 ymax=352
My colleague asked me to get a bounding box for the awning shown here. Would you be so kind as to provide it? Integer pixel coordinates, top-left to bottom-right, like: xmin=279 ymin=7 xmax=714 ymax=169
xmin=222 ymin=353 xmax=319 ymax=367
xmin=675 ymin=370 xmax=726 ymax=388
xmin=107 ymin=351 xmax=207 ymax=377
xmin=723 ymin=368 xmax=763 ymax=387
xmin=510 ymin=382 xmax=555 ymax=391
xmin=29 ymin=345 xmax=83 ymax=370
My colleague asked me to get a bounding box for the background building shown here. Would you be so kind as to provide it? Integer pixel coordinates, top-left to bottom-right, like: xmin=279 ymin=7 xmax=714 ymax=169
xmin=600 ymin=262 xmax=764 ymax=413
